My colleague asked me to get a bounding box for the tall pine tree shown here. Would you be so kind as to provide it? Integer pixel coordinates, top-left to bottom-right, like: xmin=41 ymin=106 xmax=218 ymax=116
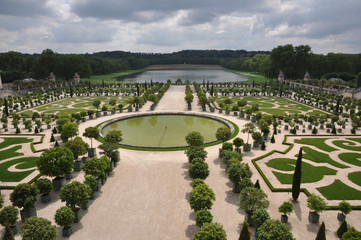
xmin=292 ymin=147 xmax=302 ymax=200
xmin=315 ymin=222 xmax=326 ymax=240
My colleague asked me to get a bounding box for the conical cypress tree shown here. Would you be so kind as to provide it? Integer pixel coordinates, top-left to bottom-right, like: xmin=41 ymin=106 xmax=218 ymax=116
xmin=3 ymin=98 xmax=9 ymax=116
xmin=261 ymin=141 xmax=266 ymax=150
xmin=315 ymin=222 xmax=326 ymax=240
xmin=279 ymin=83 xmax=283 ymax=97
xmin=50 ymin=133 xmax=55 ymax=142
xmin=239 ymin=221 xmax=251 ymax=240
xmin=254 ymin=180 xmax=260 ymax=189
xmin=292 ymin=147 xmax=302 ymax=200
xmin=54 ymin=140 xmax=59 ymax=147
xmin=337 ymin=220 xmax=348 ymax=238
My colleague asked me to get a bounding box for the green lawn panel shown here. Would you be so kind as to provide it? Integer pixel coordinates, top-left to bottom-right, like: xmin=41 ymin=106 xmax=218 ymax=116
xmin=267 ymin=158 xmax=337 ymax=184
xmin=300 ymin=147 xmax=348 ymax=169
xmin=0 ymin=138 xmax=33 ymax=149
xmin=317 ymin=180 xmax=361 ymax=200
xmin=333 ymin=139 xmax=361 ymax=151
xmin=339 ymin=153 xmax=361 ymax=167
xmin=0 ymin=146 xmax=23 ymax=161
xmin=348 ymin=172 xmax=361 ymax=186
xmin=0 ymin=157 xmax=38 ymax=182
xmin=294 ymin=138 xmax=337 ymax=152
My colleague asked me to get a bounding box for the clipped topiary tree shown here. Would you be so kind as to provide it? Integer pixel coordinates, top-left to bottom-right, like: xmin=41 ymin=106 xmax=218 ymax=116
xmin=227 ymin=161 xmax=243 ymax=193
xmin=186 ymin=131 xmax=205 ymax=147
xmin=64 ymin=136 xmax=88 ymax=160
xmin=0 ymin=206 xmax=19 ymax=233
xmin=10 ymin=183 xmax=39 ymax=221
xmin=83 ymin=126 xmax=99 ymax=157
xmin=84 ymin=175 xmax=98 ymax=198
xmin=54 ymin=206 xmax=75 ymax=237
xmin=189 ymin=158 xmax=210 ymax=180
xmin=251 ymin=208 xmax=270 ymax=229
xmin=195 ymin=209 xmax=213 ymax=227
xmin=242 ymin=123 xmax=256 ymax=151
xmin=239 ymin=221 xmax=251 ymax=240
xmin=240 ymin=187 xmax=269 ymax=225
xmin=104 ymin=130 xmax=123 ymax=143
xmin=36 ymin=147 xmax=74 ymax=191
xmin=307 ymin=194 xmax=327 ymax=223
xmin=35 ymin=178 xmax=53 ymax=203
xmin=20 ymin=216 xmax=57 ymax=240
xmin=185 ymin=146 xmax=208 ymax=163
xmin=192 ymin=178 xmax=206 ymax=189
xmin=59 ymin=181 xmax=91 ymax=223
xmin=193 ymin=222 xmax=227 ymax=240
xmin=257 ymin=219 xmax=294 ymax=240
xmin=233 ymin=137 xmax=244 ymax=152
xmin=338 ymin=200 xmax=352 ymax=222
xmin=81 ymin=157 xmax=107 ymax=181
xmin=278 ymin=201 xmax=293 ymax=223
xmin=215 ymin=127 xmax=231 ymax=143
xmin=189 ymin=184 xmax=216 ymax=212
xmin=60 ymin=122 xmax=78 ymax=141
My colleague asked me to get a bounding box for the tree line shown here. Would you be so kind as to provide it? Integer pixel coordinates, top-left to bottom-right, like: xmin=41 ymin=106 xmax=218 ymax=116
xmin=220 ymin=44 xmax=361 ymax=81
xmin=0 ymin=49 xmax=148 ymax=83
xmin=1 ymin=46 xmax=360 ymax=84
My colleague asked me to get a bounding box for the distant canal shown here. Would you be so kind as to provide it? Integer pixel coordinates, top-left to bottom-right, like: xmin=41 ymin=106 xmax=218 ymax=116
xmin=117 ymin=69 xmax=249 ymax=83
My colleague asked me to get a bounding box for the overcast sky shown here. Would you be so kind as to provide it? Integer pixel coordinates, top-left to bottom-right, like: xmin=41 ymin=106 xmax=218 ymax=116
xmin=0 ymin=0 xmax=360 ymax=54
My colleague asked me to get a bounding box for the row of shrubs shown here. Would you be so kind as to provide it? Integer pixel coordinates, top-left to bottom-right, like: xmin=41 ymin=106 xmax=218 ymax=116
xmin=0 ymin=126 xmax=122 ymax=239
xmin=184 ymin=131 xmax=227 ymax=240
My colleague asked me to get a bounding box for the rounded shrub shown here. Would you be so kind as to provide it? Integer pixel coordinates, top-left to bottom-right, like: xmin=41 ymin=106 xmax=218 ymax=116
xmin=195 ymin=209 xmax=213 ymax=227
xmin=54 ymin=206 xmax=75 ymax=228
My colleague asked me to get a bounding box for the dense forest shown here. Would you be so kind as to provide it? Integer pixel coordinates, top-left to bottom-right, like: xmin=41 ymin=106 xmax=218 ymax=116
xmin=0 ymin=46 xmax=360 ymax=84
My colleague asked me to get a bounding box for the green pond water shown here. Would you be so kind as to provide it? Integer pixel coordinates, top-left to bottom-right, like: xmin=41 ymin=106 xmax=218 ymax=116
xmin=101 ymin=114 xmax=229 ymax=147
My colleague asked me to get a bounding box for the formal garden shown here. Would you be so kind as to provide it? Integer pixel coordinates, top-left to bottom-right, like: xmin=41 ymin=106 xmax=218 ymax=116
xmin=0 ymin=78 xmax=361 ymax=239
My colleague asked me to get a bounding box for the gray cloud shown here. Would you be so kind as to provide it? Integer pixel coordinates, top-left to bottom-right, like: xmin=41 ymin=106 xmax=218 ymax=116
xmin=0 ymin=0 xmax=360 ymax=54
xmin=70 ymin=0 xmax=273 ymax=23
xmin=51 ymin=20 xmax=115 ymax=43
xmin=0 ymin=0 xmax=54 ymax=17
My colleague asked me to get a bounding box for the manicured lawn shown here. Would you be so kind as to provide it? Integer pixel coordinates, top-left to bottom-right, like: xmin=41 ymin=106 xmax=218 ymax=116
xmin=294 ymin=138 xmax=337 ymax=152
xmin=339 ymin=153 xmax=361 ymax=167
xmin=266 ymin=158 xmax=337 ymax=184
xmin=18 ymin=96 xmax=131 ymax=116
xmin=223 ymin=70 xmax=267 ymax=84
xmin=215 ymin=96 xmax=316 ymax=116
xmin=333 ymin=138 xmax=361 ymax=151
xmin=0 ymin=146 xmax=23 ymax=161
xmin=0 ymin=157 xmax=38 ymax=182
xmin=348 ymin=172 xmax=361 ymax=186
xmin=317 ymin=180 xmax=361 ymax=200
xmin=86 ymin=69 xmax=145 ymax=83
xmin=0 ymin=137 xmax=33 ymax=149
xmin=300 ymin=147 xmax=348 ymax=169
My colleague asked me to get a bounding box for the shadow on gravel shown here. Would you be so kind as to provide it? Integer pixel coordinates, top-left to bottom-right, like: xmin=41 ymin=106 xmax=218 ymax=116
xmin=225 ymin=190 xmax=241 ymax=211
xmin=185 ymin=224 xmax=198 ymax=240
xmin=307 ymin=222 xmax=320 ymax=234
xmin=292 ymin=200 xmax=302 ymax=221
